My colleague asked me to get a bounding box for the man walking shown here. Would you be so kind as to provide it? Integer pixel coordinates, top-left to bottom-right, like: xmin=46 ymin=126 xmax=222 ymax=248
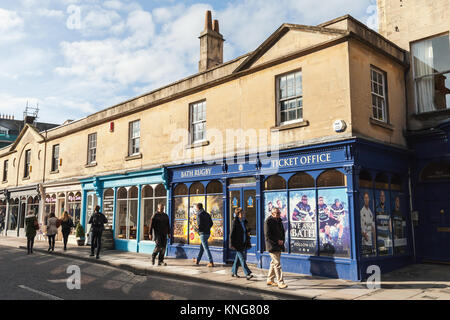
xmin=149 ymin=203 xmax=171 ymax=266
xmin=193 ymin=203 xmax=214 ymax=267
xmin=88 ymin=205 xmax=108 ymax=259
xmin=264 ymin=207 xmax=288 ymax=289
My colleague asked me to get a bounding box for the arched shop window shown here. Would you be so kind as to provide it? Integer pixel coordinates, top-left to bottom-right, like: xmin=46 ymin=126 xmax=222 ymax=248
xmin=44 ymin=194 xmax=56 ymax=225
xmin=375 ymin=173 xmax=389 ymax=190
xmin=264 ymin=175 xmax=286 ymax=190
xmin=0 ymin=200 xmax=6 ymax=231
xmin=206 ymin=180 xmax=223 ymax=246
xmin=289 ymin=172 xmax=315 ymax=189
xmin=188 ymin=183 xmax=206 ymax=246
xmin=8 ymin=198 xmax=19 ymax=231
xmin=189 ymin=182 xmax=205 ymax=195
xmin=359 ymin=170 xmax=372 ymax=188
xmin=317 ymin=169 xmax=347 ymax=187
xmin=173 ymin=184 xmax=189 ymax=244
xmin=141 ymin=184 xmax=167 ymax=241
xmin=67 ymin=192 xmax=81 ymax=232
xmin=359 ymin=171 xmax=377 ymax=257
xmin=174 ymin=184 xmax=188 ymax=196
xmin=102 ymin=189 xmax=114 ymax=230
xmin=317 ymin=169 xmax=350 ymax=258
xmin=420 ymin=161 xmax=450 ymax=181
xmin=116 ymin=187 xmax=138 ymax=240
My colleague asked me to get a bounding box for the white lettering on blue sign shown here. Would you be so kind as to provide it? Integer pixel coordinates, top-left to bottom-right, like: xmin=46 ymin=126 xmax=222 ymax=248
xmin=271 ymin=153 xmax=332 ymax=169
xmin=180 ymin=168 xmax=212 ymax=178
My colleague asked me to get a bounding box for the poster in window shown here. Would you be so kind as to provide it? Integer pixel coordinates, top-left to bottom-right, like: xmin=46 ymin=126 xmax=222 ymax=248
xmin=189 ymin=196 xmax=205 ymax=245
xmin=207 ymin=195 xmax=223 ymax=247
xmin=264 ymin=192 xmax=288 ymax=244
xmin=375 ymin=189 xmax=393 ymax=255
xmin=318 ymin=189 xmax=350 ymax=258
xmin=359 ymin=189 xmax=376 ymax=257
xmin=173 ymin=197 xmax=188 ymax=244
xmin=391 ymin=192 xmax=407 ymax=255
xmin=103 ymin=195 xmax=114 ymax=229
xmin=289 ymin=190 xmax=316 ymax=255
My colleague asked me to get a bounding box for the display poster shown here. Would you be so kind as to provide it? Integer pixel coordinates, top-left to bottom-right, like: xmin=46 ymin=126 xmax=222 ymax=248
xmin=189 ymin=196 xmax=205 ymax=245
xmin=289 ymin=190 xmax=316 ymax=255
xmin=359 ymin=189 xmax=376 ymax=256
xmin=207 ymin=195 xmax=223 ymax=247
xmin=391 ymin=192 xmax=407 ymax=255
xmin=103 ymin=196 xmax=114 ymax=229
xmin=264 ymin=192 xmax=289 ymax=242
xmin=375 ymin=189 xmax=393 ymax=255
xmin=318 ymin=189 xmax=350 ymax=257
xmin=173 ymin=197 xmax=188 ymax=244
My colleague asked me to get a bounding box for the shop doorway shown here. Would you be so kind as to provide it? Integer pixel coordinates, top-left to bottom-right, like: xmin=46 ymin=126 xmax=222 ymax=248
xmin=85 ymin=193 xmax=98 ymax=237
xmin=227 ymin=182 xmax=258 ymax=263
xmin=17 ymin=198 xmax=27 ymax=237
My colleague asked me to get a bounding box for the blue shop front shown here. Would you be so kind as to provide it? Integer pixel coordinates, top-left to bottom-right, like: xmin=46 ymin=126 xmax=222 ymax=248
xmin=167 ymin=138 xmax=414 ymax=281
xmin=80 ymin=168 xmax=169 ymax=254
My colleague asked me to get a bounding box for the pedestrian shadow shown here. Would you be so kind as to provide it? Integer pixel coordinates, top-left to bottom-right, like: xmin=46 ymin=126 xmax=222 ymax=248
xmin=174 ymin=245 xmax=187 ymax=259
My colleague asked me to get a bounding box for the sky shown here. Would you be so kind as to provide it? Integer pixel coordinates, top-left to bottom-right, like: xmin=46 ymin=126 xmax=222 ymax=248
xmin=0 ymin=0 xmax=378 ymax=124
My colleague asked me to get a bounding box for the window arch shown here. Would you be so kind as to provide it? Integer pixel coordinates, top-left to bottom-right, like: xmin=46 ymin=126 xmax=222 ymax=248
xmin=142 ymin=185 xmax=153 ymax=198
xmin=375 ymin=173 xmax=389 ymax=189
xmin=264 ymin=175 xmax=286 ymax=190
xmin=317 ymin=169 xmax=346 ymax=187
xmin=391 ymin=174 xmax=402 ymax=191
xmin=359 ymin=170 xmax=373 ymax=188
xmin=174 ymin=184 xmax=188 ymax=196
xmin=27 ymin=196 xmax=33 ymax=205
xmin=189 ymin=182 xmax=205 ymax=195
xmin=117 ymin=187 xmax=127 ymax=199
xmin=206 ymin=180 xmax=222 ymax=194
xmin=288 ymin=172 xmax=314 ymax=189
xmin=420 ymin=161 xmax=450 ymax=181
xmin=103 ymin=189 xmax=114 ymax=198
xmin=155 ymin=184 xmax=167 ymax=197
xmin=129 ymin=186 xmax=138 ymax=199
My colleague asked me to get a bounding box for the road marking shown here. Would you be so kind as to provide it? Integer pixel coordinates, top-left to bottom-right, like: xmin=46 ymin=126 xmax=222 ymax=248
xmin=18 ymin=285 xmax=64 ymax=300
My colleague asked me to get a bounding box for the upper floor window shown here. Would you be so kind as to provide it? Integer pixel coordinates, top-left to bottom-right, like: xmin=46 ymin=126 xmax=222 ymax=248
xmin=0 ymin=127 xmax=8 ymax=135
xmin=190 ymin=100 xmax=206 ymax=143
xmin=3 ymin=160 xmax=8 ymax=182
xmin=87 ymin=133 xmax=97 ymax=164
xmin=277 ymin=70 xmax=303 ymax=125
xmin=24 ymin=149 xmax=31 ymax=178
xmin=371 ymin=67 xmax=388 ymax=122
xmin=51 ymin=144 xmax=59 ymax=172
xmin=411 ymin=33 xmax=450 ymax=113
xmin=129 ymin=120 xmax=140 ymax=156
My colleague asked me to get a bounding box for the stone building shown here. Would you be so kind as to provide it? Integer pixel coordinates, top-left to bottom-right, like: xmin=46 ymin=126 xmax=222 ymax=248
xmin=0 ymin=5 xmax=446 ymax=281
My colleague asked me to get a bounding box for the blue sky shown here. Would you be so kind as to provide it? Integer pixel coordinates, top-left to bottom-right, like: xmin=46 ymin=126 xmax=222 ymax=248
xmin=0 ymin=0 xmax=377 ymax=124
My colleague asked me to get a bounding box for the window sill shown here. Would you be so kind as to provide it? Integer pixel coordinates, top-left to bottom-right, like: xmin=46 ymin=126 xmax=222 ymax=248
xmin=413 ymin=108 xmax=450 ymax=121
xmin=85 ymin=162 xmax=97 ymax=168
xmin=49 ymin=170 xmax=59 ymax=174
xmin=370 ymin=118 xmax=394 ymax=131
xmin=185 ymin=140 xmax=210 ymax=149
xmin=23 ymin=176 xmax=30 ymax=181
xmin=125 ymin=153 xmax=142 ymax=161
xmin=2 ymin=180 xmax=7 ymax=184
xmin=271 ymin=120 xmax=309 ymax=132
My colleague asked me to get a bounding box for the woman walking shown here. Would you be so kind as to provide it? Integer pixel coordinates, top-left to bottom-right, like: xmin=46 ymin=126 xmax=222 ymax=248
xmin=230 ymin=207 xmax=253 ymax=280
xmin=25 ymin=210 xmax=38 ymax=254
xmin=61 ymin=211 xmax=74 ymax=251
xmin=46 ymin=212 xmax=59 ymax=253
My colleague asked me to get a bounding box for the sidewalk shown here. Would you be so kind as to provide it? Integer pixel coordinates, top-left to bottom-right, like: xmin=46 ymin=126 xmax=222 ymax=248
xmin=2 ymin=236 xmax=450 ymax=300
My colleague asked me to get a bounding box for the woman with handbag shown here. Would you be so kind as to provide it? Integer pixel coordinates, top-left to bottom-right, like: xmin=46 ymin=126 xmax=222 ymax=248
xmin=25 ymin=210 xmax=39 ymax=255
xmin=61 ymin=211 xmax=74 ymax=251
xmin=230 ymin=207 xmax=254 ymax=280
xmin=46 ymin=212 xmax=59 ymax=253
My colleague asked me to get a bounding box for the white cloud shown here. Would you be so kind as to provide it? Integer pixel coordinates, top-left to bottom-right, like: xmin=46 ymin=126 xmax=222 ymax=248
xmin=0 ymin=8 xmax=25 ymax=43
xmin=37 ymin=8 xmax=65 ymax=18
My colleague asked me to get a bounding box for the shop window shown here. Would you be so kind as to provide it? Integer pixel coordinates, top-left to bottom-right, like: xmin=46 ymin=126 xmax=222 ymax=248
xmin=317 ymin=169 xmax=347 ymax=187
xmin=206 ymin=180 xmax=223 ymax=247
xmin=264 ymin=175 xmax=286 ymax=190
xmin=116 ymin=187 xmax=138 ymax=240
xmin=420 ymin=161 xmax=450 ymax=181
xmin=228 ymin=177 xmax=256 ymax=186
xmin=117 ymin=187 xmax=127 ymax=199
xmin=317 ymin=170 xmax=350 ymax=258
xmin=44 ymin=194 xmax=56 ymax=225
xmin=359 ymin=170 xmax=373 ymax=188
xmin=189 ymin=182 xmax=205 ymax=195
xmin=0 ymin=201 xmax=6 ymax=232
xmin=375 ymin=173 xmax=389 ymax=190
xmin=103 ymin=189 xmax=114 ymax=230
xmin=142 ymin=185 xmax=153 ymax=198
xmin=391 ymin=175 xmax=402 ymax=191
xmin=289 ymin=172 xmax=314 ymax=189
xmin=155 ymin=184 xmax=167 ymax=197
xmin=129 ymin=186 xmax=138 ymax=199
xmin=7 ymin=198 xmax=19 ymax=231
xmin=174 ymin=184 xmax=188 ymax=196
xmin=141 ymin=184 xmax=167 ymax=241
xmin=67 ymin=192 xmax=81 ymax=232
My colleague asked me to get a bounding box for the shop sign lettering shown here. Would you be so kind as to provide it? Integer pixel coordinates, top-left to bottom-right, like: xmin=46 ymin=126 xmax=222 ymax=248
xmin=180 ymin=168 xmax=212 ymax=178
xmin=271 ymin=153 xmax=331 ymax=169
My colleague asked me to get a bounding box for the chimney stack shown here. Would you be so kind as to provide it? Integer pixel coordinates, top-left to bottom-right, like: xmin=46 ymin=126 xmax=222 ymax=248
xmin=198 ymin=10 xmax=224 ymax=72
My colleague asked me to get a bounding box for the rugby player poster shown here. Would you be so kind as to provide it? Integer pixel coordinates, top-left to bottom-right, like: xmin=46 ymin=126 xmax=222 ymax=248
xmin=289 ymin=190 xmax=316 ymax=255
xmin=318 ymin=188 xmax=350 ymax=257
xmin=264 ymin=192 xmax=289 ymax=242
xmin=359 ymin=189 xmax=377 ymax=256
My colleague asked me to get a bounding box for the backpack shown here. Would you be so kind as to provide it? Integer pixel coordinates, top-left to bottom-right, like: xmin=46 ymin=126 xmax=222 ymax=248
xmin=92 ymin=213 xmax=103 ymax=229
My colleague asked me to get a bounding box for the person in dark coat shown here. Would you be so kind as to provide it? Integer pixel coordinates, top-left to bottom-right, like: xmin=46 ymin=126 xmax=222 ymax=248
xmin=88 ymin=206 xmax=108 ymax=259
xmin=230 ymin=207 xmax=253 ymax=280
xmin=25 ymin=210 xmax=38 ymax=254
xmin=149 ymin=203 xmax=171 ymax=266
xmin=264 ymin=207 xmax=287 ymax=289
xmin=192 ymin=203 xmax=214 ymax=267
xmin=61 ymin=211 xmax=74 ymax=251
xmin=46 ymin=212 xmax=59 ymax=253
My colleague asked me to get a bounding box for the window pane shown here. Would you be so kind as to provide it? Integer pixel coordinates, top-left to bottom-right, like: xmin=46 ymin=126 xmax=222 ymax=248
xmin=155 ymin=184 xmax=167 ymax=197
xmin=317 ymin=170 xmax=346 ymax=187
xmin=295 ymin=72 xmax=302 ymax=96
xmin=264 ymin=175 xmax=286 ymax=190
xmin=289 ymin=172 xmax=314 ymax=189
xmin=280 ymin=76 xmax=287 ymax=99
xmin=287 ymin=73 xmax=294 ymax=97
xmin=141 ymin=199 xmax=153 ymax=240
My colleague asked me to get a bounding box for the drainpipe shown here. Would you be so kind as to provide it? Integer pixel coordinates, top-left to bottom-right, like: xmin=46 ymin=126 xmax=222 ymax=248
xmin=408 ymin=167 xmax=416 ymax=260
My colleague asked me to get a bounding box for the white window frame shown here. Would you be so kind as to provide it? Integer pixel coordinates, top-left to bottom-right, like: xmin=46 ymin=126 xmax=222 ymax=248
xmin=190 ymin=100 xmax=207 ymax=144
xmin=51 ymin=145 xmax=59 ymax=172
xmin=24 ymin=149 xmax=31 ymax=178
xmin=128 ymin=120 xmax=140 ymax=156
xmin=87 ymin=133 xmax=97 ymax=164
xmin=276 ymin=70 xmax=303 ymax=126
xmin=370 ymin=67 xmax=388 ymax=123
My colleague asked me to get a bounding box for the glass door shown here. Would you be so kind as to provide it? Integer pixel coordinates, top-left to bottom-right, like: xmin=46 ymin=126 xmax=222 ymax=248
xmin=85 ymin=193 xmax=98 ymax=236
xmin=227 ymin=186 xmax=257 ymax=262
xmin=18 ymin=199 xmax=27 ymax=237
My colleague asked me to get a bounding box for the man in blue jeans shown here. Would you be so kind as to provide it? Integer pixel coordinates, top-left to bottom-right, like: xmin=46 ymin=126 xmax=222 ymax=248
xmin=192 ymin=203 xmax=214 ymax=267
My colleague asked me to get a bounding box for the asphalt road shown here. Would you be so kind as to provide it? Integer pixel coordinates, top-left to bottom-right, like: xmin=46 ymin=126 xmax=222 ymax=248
xmin=0 ymin=245 xmax=283 ymax=300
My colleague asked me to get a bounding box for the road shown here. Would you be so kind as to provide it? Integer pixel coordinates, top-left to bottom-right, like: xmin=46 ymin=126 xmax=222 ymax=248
xmin=0 ymin=245 xmax=284 ymax=300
